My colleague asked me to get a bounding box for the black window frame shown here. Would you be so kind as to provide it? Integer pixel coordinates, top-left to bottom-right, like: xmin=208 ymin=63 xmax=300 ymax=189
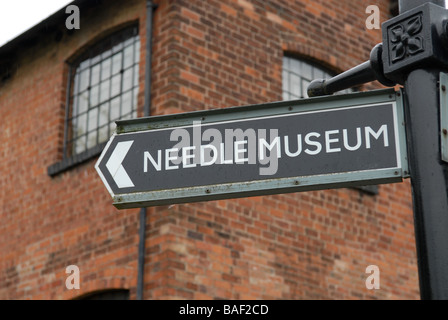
xmin=48 ymin=25 xmax=140 ymax=176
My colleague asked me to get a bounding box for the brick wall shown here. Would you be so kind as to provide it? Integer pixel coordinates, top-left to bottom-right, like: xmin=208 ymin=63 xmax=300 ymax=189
xmin=0 ymin=0 xmax=419 ymax=300
xmin=0 ymin=0 xmax=146 ymax=300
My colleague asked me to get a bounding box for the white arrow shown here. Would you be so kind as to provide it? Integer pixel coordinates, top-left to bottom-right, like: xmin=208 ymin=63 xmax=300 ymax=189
xmin=105 ymin=140 xmax=135 ymax=188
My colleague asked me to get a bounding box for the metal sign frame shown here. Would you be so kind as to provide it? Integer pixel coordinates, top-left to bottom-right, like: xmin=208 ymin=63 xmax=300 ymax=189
xmin=96 ymin=88 xmax=408 ymax=209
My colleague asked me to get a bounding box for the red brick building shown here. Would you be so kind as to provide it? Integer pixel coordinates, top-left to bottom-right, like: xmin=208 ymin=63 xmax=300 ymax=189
xmin=0 ymin=0 xmax=419 ymax=300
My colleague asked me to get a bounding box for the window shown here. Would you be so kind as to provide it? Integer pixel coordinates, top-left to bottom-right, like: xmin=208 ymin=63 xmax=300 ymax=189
xmin=282 ymin=55 xmax=378 ymax=195
xmin=282 ymin=56 xmax=354 ymax=100
xmin=67 ymin=26 xmax=140 ymax=157
xmin=283 ymin=56 xmax=329 ymax=100
xmin=49 ymin=26 xmax=140 ymax=176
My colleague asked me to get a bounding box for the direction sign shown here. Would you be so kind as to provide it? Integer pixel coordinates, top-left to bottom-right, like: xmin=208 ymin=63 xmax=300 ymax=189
xmin=95 ymin=89 xmax=408 ymax=209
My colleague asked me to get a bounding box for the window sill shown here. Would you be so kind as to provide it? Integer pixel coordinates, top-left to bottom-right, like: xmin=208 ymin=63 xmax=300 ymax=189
xmin=47 ymin=142 xmax=107 ymax=177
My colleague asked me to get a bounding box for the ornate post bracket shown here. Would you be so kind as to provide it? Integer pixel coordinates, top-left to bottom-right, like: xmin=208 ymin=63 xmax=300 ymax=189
xmin=307 ymin=2 xmax=448 ymax=97
xmin=383 ymin=2 xmax=448 ymax=83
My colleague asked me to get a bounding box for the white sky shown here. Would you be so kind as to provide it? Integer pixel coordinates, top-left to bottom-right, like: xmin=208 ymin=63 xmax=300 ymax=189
xmin=0 ymin=0 xmax=73 ymax=47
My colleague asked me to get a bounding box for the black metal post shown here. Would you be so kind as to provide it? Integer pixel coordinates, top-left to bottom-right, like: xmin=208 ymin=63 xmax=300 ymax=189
xmin=403 ymin=68 xmax=448 ymax=299
xmin=397 ymin=0 xmax=448 ymax=300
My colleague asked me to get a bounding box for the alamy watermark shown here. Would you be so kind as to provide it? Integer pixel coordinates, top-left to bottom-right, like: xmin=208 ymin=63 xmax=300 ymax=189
xmin=63 ymin=5 xmax=381 ymax=35
xmin=66 ymin=5 xmax=80 ymax=30
xmin=365 ymin=5 xmax=380 ymax=30
xmin=65 ymin=265 xmax=80 ymax=290
xmin=148 ymin=121 xmax=282 ymax=176
xmin=63 ymin=4 xmax=381 ymax=41
xmin=365 ymin=265 xmax=380 ymax=290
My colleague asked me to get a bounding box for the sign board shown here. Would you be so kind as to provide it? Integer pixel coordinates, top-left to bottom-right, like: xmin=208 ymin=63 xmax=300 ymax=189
xmin=95 ymin=89 xmax=408 ymax=209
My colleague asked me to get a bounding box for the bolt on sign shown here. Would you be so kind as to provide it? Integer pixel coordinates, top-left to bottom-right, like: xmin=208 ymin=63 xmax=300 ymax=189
xmin=95 ymin=89 xmax=408 ymax=209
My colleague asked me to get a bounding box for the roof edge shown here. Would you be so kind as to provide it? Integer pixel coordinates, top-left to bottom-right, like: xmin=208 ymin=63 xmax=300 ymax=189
xmin=0 ymin=0 xmax=96 ymax=60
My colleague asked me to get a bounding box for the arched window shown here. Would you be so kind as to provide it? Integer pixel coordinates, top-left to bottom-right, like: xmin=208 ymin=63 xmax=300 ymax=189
xmin=75 ymin=289 xmax=130 ymax=300
xmin=65 ymin=26 xmax=140 ymax=158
